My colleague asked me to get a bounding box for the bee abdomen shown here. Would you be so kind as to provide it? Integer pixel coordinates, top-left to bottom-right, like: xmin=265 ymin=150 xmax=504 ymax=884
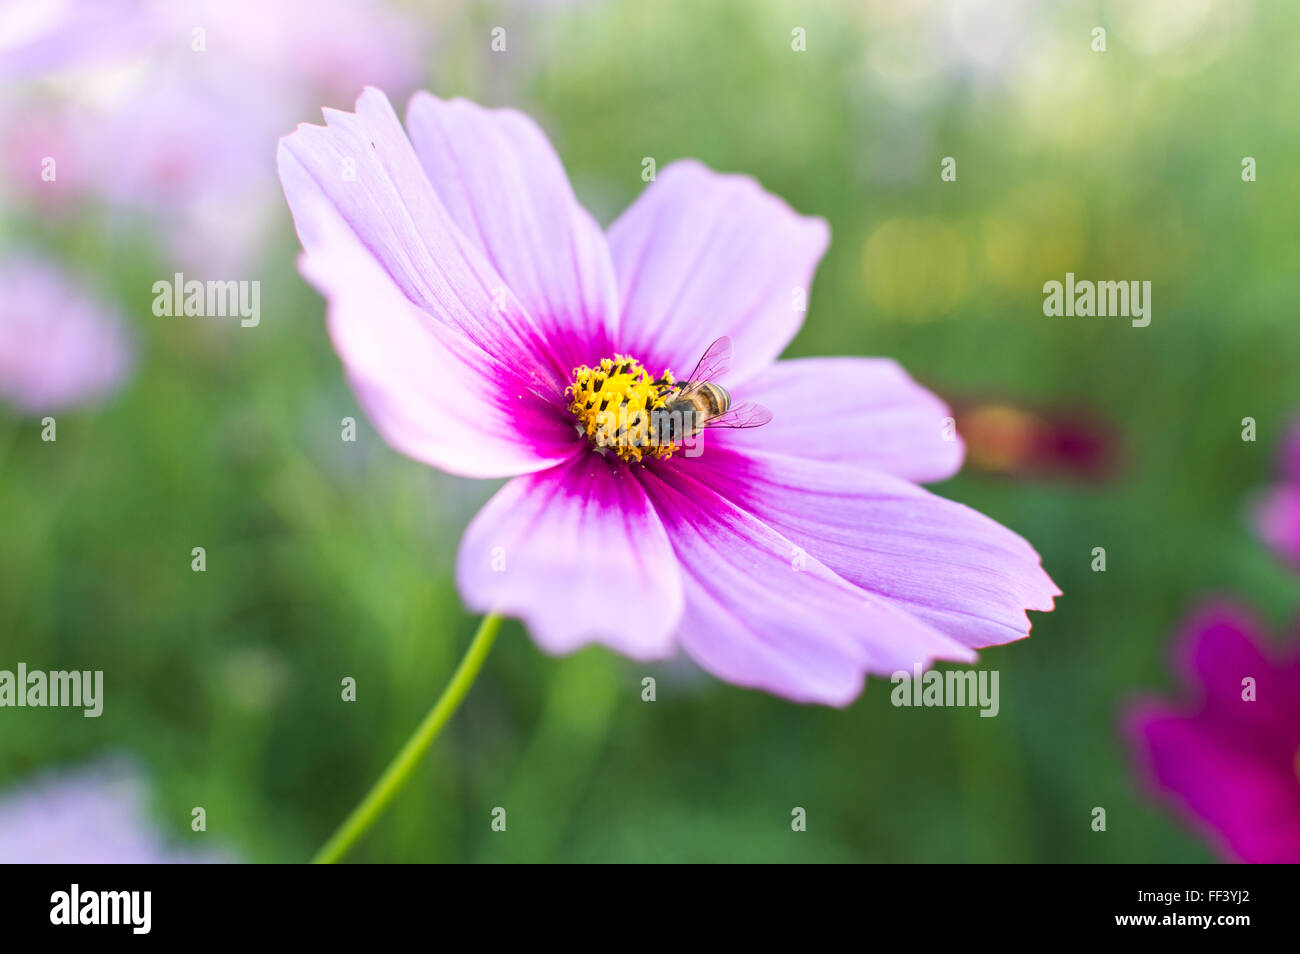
xmin=694 ymin=383 xmax=730 ymax=418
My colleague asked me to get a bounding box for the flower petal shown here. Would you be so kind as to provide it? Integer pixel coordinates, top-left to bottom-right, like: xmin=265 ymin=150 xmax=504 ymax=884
xmin=636 ymin=462 xmax=975 ymax=706
xmin=607 ymin=160 xmax=829 ymax=384
xmin=405 ymin=93 xmax=620 ymax=369
xmin=296 ymin=235 xmax=580 ymax=477
xmin=678 ymin=449 xmax=1059 ymax=651
xmin=1173 ymin=602 xmax=1300 ymax=756
xmin=278 ymin=88 xmax=581 ymax=476
xmin=456 ymin=452 xmax=683 ymax=660
xmin=733 ymin=356 xmax=964 ymax=482
xmin=278 ymin=88 xmax=569 ymax=386
xmin=1125 ymin=704 xmax=1300 ymax=864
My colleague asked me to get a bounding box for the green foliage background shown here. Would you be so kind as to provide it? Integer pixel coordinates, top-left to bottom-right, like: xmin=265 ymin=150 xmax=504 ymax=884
xmin=2 ymin=0 xmax=1298 ymax=862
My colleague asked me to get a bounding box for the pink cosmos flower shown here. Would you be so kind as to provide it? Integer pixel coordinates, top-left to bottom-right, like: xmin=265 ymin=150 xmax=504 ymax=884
xmin=1125 ymin=602 xmax=1300 ymax=863
xmin=0 ymin=253 xmax=133 ymax=415
xmin=277 ymin=88 xmax=1059 ymax=705
xmin=1249 ymin=420 xmax=1300 ymax=568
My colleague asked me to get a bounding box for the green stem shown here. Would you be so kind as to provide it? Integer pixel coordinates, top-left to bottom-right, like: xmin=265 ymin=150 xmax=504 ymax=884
xmin=311 ymin=613 xmax=503 ymax=864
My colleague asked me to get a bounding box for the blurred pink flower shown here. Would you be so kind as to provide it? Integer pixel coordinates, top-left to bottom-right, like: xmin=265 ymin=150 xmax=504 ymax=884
xmin=0 ymin=253 xmax=133 ymax=415
xmin=72 ymin=70 xmax=282 ymax=273
xmin=277 ymin=88 xmax=1059 ymax=706
xmin=0 ymin=760 xmax=226 ymax=863
xmin=0 ymin=0 xmax=163 ymax=82
xmin=0 ymin=0 xmax=430 ymax=271
xmin=1249 ymin=420 xmax=1300 ymax=568
xmin=1125 ymin=602 xmax=1300 ymax=863
xmin=178 ymin=0 xmax=425 ymax=103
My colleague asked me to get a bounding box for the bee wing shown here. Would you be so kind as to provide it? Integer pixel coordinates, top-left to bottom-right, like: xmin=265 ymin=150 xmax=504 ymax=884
xmin=675 ymin=336 xmax=732 ymax=398
xmin=704 ymin=401 xmax=773 ymax=429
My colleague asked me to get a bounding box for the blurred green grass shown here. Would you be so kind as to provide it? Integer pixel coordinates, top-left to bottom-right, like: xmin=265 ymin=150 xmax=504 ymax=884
xmin=3 ymin=0 xmax=1299 ymax=862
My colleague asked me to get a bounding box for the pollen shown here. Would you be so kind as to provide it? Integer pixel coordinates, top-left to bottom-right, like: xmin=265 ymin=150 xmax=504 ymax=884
xmin=566 ymin=354 xmax=678 ymax=462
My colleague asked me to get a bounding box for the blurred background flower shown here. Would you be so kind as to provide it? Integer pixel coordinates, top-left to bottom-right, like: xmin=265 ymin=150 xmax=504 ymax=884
xmin=1250 ymin=421 xmax=1300 ymax=568
xmin=950 ymin=398 xmax=1119 ymax=482
xmin=0 ymin=758 xmax=229 ymax=863
xmin=0 ymin=0 xmax=434 ymax=272
xmin=1124 ymin=603 xmax=1300 ymax=864
xmin=0 ymin=252 xmax=133 ymax=414
xmin=0 ymin=0 xmax=163 ymax=83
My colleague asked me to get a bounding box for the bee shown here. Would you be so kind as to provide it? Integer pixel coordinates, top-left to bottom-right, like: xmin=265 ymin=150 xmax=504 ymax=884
xmin=652 ymin=336 xmax=772 ymax=444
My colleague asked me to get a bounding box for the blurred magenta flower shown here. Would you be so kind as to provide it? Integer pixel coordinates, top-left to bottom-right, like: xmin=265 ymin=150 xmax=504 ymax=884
xmin=1125 ymin=603 xmax=1300 ymax=863
xmin=951 ymin=398 xmax=1120 ymax=482
xmin=0 ymin=761 xmax=225 ymax=863
xmin=0 ymin=253 xmax=132 ymax=415
xmin=1249 ymin=420 xmax=1300 ymax=568
xmin=277 ymin=88 xmax=1058 ymax=705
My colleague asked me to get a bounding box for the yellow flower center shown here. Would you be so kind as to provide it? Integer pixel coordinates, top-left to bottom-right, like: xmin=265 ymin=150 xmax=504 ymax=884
xmin=565 ymin=354 xmax=680 ymax=462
